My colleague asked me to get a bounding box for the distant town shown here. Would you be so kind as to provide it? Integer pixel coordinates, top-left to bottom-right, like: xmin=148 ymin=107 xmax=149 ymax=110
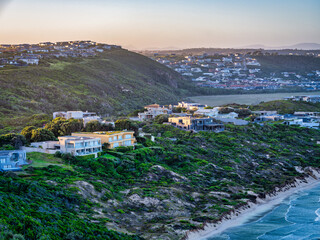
xmin=0 ymin=40 xmax=121 ymax=67
xmin=149 ymin=52 xmax=320 ymax=91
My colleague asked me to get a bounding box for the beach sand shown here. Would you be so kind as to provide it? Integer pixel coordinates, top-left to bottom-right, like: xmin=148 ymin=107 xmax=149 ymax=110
xmin=186 ymin=168 xmax=320 ymax=240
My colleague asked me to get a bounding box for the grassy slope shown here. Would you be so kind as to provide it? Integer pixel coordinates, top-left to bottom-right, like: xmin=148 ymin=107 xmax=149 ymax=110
xmin=0 ymin=49 xmax=192 ymax=132
xmin=250 ymin=100 xmax=320 ymax=114
xmin=255 ymin=55 xmax=320 ymax=74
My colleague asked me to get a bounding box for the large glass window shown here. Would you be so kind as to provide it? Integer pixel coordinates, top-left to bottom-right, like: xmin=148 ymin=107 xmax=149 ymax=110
xmin=113 ymin=142 xmax=119 ymax=148
xmin=125 ymin=134 xmax=131 ymax=139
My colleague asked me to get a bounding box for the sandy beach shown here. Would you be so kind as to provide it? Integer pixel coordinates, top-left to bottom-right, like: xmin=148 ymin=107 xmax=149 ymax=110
xmin=186 ymin=168 xmax=320 ymax=240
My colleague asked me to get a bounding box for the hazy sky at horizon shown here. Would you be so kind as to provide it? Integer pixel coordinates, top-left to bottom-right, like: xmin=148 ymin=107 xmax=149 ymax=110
xmin=0 ymin=0 xmax=319 ymax=49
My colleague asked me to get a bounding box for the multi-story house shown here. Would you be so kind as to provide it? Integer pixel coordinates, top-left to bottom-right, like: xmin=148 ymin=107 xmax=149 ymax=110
xmin=72 ymin=131 xmax=136 ymax=149
xmin=0 ymin=150 xmax=28 ymax=171
xmin=26 ymin=136 xmax=102 ymax=158
xmin=168 ymin=116 xmax=224 ymax=132
xmin=58 ymin=136 xmax=102 ymax=157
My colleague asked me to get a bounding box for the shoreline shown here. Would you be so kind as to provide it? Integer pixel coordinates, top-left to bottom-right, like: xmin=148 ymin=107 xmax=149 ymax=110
xmin=186 ymin=167 xmax=320 ymax=240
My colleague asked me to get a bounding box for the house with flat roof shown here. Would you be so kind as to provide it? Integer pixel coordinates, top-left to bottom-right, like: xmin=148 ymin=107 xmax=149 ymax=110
xmin=168 ymin=116 xmax=224 ymax=132
xmin=0 ymin=150 xmax=28 ymax=171
xmin=72 ymin=131 xmax=136 ymax=149
xmin=58 ymin=136 xmax=102 ymax=157
xmin=24 ymin=136 xmax=102 ymax=158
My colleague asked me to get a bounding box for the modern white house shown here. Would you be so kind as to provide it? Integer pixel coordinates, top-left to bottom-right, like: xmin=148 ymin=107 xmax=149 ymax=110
xmin=23 ymin=136 xmax=102 ymax=158
xmin=58 ymin=136 xmax=102 ymax=157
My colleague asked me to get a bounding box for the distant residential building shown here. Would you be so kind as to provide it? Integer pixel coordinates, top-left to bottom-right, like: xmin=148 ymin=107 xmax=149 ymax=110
xmin=53 ymin=111 xmax=100 ymax=125
xmin=72 ymin=131 xmax=136 ymax=149
xmin=302 ymin=95 xmax=320 ymax=103
xmin=168 ymin=116 xmax=224 ymax=132
xmin=194 ymin=107 xmax=238 ymax=119
xmin=20 ymin=57 xmax=39 ymax=65
xmin=0 ymin=150 xmax=28 ymax=171
xmin=254 ymin=115 xmax=283 ymax=122
xmin=253 ymin=111 xmax=278 ymax=116
xmin=283 ymin=119 xmax=319 ymax=129
xmin=138 ymin=104 xmax=172 ymax=120
xmin=177 ymin=102 xmax=207 ymax=110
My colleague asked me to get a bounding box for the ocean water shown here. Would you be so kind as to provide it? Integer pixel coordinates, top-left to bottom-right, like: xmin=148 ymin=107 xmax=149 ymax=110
xmin=207 ymin=183 xmax=320 ymax=240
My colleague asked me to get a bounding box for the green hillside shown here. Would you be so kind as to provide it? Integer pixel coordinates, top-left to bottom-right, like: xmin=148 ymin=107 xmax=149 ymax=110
xmin=0 ymin=49 xmax=193 ymax=133
xmin=250 ymin=100 xmax=320 ymax=114
xmin=1 ymin=123 xmax=319 ymax=239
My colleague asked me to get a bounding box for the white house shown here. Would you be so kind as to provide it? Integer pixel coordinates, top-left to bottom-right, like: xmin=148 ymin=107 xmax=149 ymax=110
xmin=53 ymin=111 xmax=98 ymax=120
xmin=138 ymin=104 xmax=172 ymax=120
xmin=24 ymin=136 xmax=102 ymax=158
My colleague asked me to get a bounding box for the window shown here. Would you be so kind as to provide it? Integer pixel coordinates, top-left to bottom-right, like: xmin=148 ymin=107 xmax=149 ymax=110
xmin=125 ymin=134 xmax=131 ymax=139
xmin=109 ymin=137 xmax=112 ymax=142
xmin=124 ymin=140 xmax=132 ymax=146
xmin=118 ymin=135 xmax=122 ymax=140
xmin=0 ymin=158 xmax=5 ymax=164
xmin=67 ymin=143 xmax=74 ymax=148
xmin=113 ymin=136 xmax=117 ymax=141
xmin=113 ymin=142 xmax=119 ymax=148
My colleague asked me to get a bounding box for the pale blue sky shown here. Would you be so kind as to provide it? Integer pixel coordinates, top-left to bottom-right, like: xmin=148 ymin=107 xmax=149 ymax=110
xmin=0 ymin=0 xmax=319 ymax=49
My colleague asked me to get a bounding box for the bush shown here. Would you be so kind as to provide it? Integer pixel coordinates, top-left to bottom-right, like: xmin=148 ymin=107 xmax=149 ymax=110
xmin=30 ymin=128 xmax=56 ymax=142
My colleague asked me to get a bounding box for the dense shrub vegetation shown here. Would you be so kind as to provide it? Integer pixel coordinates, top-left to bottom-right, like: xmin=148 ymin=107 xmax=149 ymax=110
xmin=0 ymin=123 xmax=319 ymax=239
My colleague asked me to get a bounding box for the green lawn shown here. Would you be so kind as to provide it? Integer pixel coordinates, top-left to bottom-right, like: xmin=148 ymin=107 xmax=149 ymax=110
xmin=23 ymin=152 xmax=73 ymax=170
xmin=101 ymin=153 xmax=118 ymax=160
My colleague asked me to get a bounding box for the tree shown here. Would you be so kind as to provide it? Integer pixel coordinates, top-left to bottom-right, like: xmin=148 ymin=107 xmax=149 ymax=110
xmin=21 ymin=126 xmax=36 ymax=142
xmin=44 ymin=117 xmax=67 ymax=137
xmin=30 ymin=128 xmax=56 ymax=142
xmin=115 ymin=119 xmax=138 ymax=133
xmin=235 ymin=108 xmax=252 ymax=118
xmin=204 ymin=106 xmax=213 ymax=109
xmin=218 ymin=107 xmax=233 ymax=114
xmin=45 ymin=117 xmax=83 ymax=137
xmin=153 ymin=114 xmax=169 ymax=124
xmin=85 ymin=120 xmax=102 ymax=132
xmin=0 ymin=133 xmax=26 ymax=149
xmin=59 ymin=118 xmax=83 ymax=135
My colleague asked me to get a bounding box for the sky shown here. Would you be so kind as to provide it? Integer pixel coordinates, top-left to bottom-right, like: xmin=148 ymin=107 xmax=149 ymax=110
xmin=0 ymin=0 xmax=319 ymax=50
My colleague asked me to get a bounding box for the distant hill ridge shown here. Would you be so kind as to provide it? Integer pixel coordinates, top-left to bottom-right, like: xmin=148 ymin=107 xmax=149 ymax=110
xmin=0 ymin=49 xmax=194 ymax=131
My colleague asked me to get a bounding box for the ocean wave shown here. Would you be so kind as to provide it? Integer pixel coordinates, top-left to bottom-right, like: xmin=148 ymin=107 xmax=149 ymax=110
xmin=315 ymin=208 xmax=320 ymax=222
